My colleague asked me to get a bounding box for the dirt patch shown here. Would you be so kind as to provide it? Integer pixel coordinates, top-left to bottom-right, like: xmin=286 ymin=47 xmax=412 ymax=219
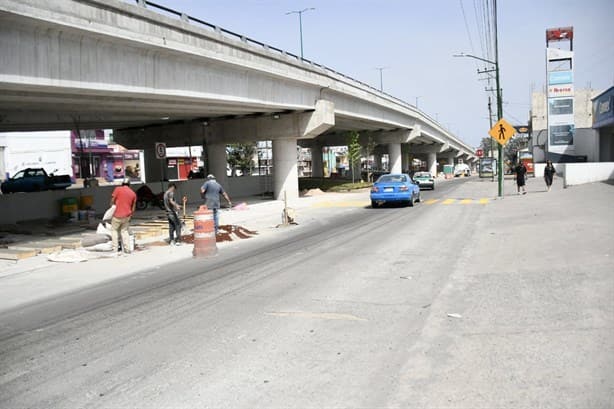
xmin=302 ymin=188 xmax=325 ymax=197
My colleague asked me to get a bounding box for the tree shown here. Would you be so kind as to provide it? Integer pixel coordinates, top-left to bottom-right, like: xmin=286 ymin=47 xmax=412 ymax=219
xmin=365 ymin=135 xmax=377 ymax=182
xmin=504 ymin=135 xmax=529 ymax=164
xmin=226 ymin=143 xmax=256 ymax=176
xmin=347 ymin=131 xmax=362 ymax=183
xmin=480 ymin=137 xmax=495 ymax=157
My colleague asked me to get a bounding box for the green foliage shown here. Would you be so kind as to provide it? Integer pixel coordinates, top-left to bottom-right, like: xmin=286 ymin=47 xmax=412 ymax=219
xmin=480 ymin=137 xmax=495 ymax=157
xmin=299 ymin=177 xmax=371 ymax=192
xmin=365 ymin=135 xmax=377 ymax=182
xmin=504 ymin=135 xmax=529 ymax=163
xmin=347 ymin=131 xmax=362 ymax=183
xmin=226 ymin=143 xmax=256 ymax=176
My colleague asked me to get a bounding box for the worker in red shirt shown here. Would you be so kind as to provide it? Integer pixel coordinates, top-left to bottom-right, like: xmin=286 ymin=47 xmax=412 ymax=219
xmin=110 ymin=177 xmax=137 ymax=254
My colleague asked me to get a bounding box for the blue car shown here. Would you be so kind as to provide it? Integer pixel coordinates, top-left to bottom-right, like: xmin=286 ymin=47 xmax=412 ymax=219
xmin=370 ymin=173 xmax=421 ymax=208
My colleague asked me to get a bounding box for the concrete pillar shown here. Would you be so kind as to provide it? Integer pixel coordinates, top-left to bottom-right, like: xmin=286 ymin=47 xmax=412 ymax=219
xmin=388 ymin=143 xmax=402 ymax=173
xmin=427 ymin=152 xmax=437 ymax=176
xmin=273 ymin=138 xmax=299 ymax=200
xmin=448 ymin=155 xmax=455 ymax=166
xmin=401 ymin=147 xmax=410 ymax=173
xmin=374 ymin=154 xmax=382 ymax=170
xmin=207 ymin=143 xmax=228 ymax=188
xmin=310 ymin=144 xmax=323 ymax=178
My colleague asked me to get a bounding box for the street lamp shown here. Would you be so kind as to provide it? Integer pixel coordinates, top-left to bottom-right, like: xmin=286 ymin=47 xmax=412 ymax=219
xmin=374 ymin=66 xmax=389 ymax=91
xmin=454 ymin=49 xmax=504 ymax=197
xmin=286 ymin=8 xmax=315 ymax=59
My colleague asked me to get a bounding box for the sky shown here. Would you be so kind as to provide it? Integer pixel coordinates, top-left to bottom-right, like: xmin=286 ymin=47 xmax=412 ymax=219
xmin=139 ymin=0 xmax=614 ymax=148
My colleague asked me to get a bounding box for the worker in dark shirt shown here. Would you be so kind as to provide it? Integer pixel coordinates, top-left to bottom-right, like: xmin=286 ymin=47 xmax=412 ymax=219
xmin=200 ymin=174 xmax=231 ymax=234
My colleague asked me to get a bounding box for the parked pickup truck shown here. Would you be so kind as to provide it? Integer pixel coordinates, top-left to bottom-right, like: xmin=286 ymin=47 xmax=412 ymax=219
xmin=1 ymin=168 xmax=72 ymax=193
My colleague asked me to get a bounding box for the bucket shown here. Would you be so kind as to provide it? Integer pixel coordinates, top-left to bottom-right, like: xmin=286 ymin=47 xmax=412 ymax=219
xmin=60 ymin=197 xmax=79 ymax=217
xmin=80 ymin=195 xmax=94 ymax=210
xmin=78 ymin=210 xmax=88 ymax=221
xmin=87 ymin=210 xmax=96 ymax=222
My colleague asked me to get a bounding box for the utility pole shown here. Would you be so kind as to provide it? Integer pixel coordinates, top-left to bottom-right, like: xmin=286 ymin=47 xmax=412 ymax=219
xmin=488 ymin=96 xmax=495 ymax=182
xmin=493 ymin=0 xmax=503 ymax=197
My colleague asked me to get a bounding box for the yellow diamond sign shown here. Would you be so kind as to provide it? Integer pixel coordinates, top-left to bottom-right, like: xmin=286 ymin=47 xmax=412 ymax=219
xmin=488 ymin=118 xmax=516 ymax=145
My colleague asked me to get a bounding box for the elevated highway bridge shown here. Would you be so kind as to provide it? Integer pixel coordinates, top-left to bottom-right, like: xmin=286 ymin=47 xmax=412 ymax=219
xmin=0 ymin=0 xmax=476 ymax=200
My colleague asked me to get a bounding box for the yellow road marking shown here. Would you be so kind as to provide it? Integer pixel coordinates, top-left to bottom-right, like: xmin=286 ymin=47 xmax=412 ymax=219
xmin=479 ymin=198 xmax=489 ymax=204
xmin=442 ymin=199 xmax=456 ymax=205
xmin=265 ymin=311 xmax=367 ymax=321
xmin=460 ymin=199 xmax=473 ymax=204
xmin=424 ymin=199 xmax=439 ymax=205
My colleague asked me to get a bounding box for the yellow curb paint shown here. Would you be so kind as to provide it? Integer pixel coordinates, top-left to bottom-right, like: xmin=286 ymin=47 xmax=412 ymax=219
xmin=265 ymin=311 xmax=367 ymax=321
xmin=424 ymin=199 xmax=439 ymax=205
xmin=442 ymin=199 xmax=456 ymax=205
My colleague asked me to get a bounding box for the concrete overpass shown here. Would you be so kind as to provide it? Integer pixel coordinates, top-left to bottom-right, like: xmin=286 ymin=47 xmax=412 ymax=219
xmin=0 ymin=0 xmax=476 ymax=200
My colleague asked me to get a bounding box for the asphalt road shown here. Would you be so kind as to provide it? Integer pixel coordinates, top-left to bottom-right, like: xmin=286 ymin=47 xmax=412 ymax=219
xmin=1 ymin=177 xmax=611 ymax=408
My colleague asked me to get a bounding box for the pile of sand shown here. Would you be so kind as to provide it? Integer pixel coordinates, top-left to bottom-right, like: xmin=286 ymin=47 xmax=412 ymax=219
xmin=302 ymin=188 xmax=325 ymax=197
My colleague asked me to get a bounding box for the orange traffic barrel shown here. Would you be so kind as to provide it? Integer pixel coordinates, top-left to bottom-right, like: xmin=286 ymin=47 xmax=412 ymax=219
xmin=193 ymin=205 xmax=217 ymax=257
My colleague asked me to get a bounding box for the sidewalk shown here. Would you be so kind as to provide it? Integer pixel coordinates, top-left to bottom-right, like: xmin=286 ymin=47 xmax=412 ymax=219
xmin=0 ymin=175 xmax=607 ymax=314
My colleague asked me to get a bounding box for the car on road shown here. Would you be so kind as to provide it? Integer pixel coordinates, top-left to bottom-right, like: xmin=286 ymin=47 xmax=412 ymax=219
xmin=454 ymin=163 xmax=471 ymax=177
xmin=370 ymin=173 xmax=420 ymax=208
xmin=413 ymin=171 xmax=435 ymax=190
xmin=1 ymin=168 xmax=72 ymax=193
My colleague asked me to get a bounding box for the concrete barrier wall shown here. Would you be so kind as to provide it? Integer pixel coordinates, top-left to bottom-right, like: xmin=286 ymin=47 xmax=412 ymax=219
xmin=0 ymin=175 xmax=273 ymax=225
xmin=563 ymin=162 xmax=614 ymax=187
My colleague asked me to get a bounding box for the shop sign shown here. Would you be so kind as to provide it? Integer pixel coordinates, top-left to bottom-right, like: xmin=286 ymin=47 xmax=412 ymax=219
xmin=548 ymin=84 xmax=574 ymax=98
xmin=548 ymin=70 xmax=573 ymax=85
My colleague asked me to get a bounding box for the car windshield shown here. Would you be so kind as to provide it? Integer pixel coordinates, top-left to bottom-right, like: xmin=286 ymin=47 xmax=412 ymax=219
xmin=377 ymin=174 xmax=407 ymax=183
xmin=11 ymin=170 xmax=25 ymax=179
xmin=414 ymin=172 xmax=431 ymax=178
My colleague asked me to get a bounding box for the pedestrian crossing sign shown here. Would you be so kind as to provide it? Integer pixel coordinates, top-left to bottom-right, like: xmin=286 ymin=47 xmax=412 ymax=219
xmin=488 ymin=118 xmax=516 ymax=145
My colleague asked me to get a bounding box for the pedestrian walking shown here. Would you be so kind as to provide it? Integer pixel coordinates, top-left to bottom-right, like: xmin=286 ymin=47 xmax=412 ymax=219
xmin=110 ymin=177 xmax=137 ymax=254
xmin=514 ymin=162 xmax=528 ymax=195
xmin=164 ymin=183 xmax=182 ymax=245
xmin=544 ymin=160 xmax=556 ymax=192
xmin=200 ymin=174 xmax=231 ymax=234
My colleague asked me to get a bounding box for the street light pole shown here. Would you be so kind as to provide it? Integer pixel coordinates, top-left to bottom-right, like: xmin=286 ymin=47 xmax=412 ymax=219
xmin=286 ymin=8 xmax=315 ymax=59
xmin=375 ymin=67 xmax=389 ymax=91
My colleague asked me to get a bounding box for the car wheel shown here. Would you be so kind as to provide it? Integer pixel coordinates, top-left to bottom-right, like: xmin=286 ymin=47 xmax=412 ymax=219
xmin=408 ymin=195 xmax=415 ymax=207
xmin=432 ymin=185 xmax=435 ymax=190
xmin=371 ymin=200 xmax=379 ymax=208
xmin=416 ymin=192 xmax=421 ymax=203
xmin=136 ymin=200 xmax=148 ymax=211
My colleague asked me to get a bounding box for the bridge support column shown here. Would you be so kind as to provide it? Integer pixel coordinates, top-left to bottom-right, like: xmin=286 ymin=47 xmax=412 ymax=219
xmin=388 ymin=143 xmax=402 ymax=174
xmin=447 ymin=155 xmax=455 ymax=166
xmin=427 ymin=152 xmax=437 ymax=176
xmin=374 ymin=153 xmax=382 ymax=170
xmin=310 ymin=144 xmax=323 ymax=178
xmin=207 ymin=143 xmax=229 ymax=188
xmin=402 ymin=147 xmax=410 ymax=173
xmin=273 ymin=138 xmax=299 ymax=201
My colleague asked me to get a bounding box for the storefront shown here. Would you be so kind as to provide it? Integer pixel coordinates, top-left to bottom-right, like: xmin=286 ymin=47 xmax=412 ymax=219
xmin=71 ymin=130 xmax=143 ymax=182
xmin=593 ymin=86 xmax=614 ymax=162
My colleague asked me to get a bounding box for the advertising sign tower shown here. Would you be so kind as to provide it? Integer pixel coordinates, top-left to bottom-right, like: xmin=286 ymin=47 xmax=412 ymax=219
xmin=545 ymin=26 xmax=574 ymax=162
